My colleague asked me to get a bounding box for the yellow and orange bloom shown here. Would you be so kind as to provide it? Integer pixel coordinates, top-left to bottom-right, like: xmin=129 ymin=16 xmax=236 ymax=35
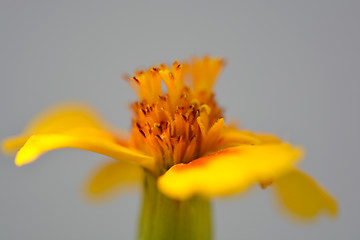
xmin=3 ymin=57 xmax=337 ymax=239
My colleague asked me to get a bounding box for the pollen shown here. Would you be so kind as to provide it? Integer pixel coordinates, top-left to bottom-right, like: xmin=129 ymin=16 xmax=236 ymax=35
xmin=127 ymin=57 xmax=225 ymax=174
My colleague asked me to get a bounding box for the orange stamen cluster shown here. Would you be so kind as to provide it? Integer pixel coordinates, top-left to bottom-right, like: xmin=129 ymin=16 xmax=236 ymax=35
xmin=127 ymin=57 xmax=225 ymax=174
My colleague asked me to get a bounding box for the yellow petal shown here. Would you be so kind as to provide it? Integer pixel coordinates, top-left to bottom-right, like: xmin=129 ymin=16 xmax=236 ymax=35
xmin=2 ymin=135 xmax=30 ymax=155
xmin=84 ymin=159 xmax=143 ymax=202
xmin=2 ymin=102 xmax=116 ymax=154
xmin=219 ymin=128 xmax=262 ymax=147
xmin=24 ymin=102 xmax=108 ymax=133
xmin=15 ymin=128 xmax=155 ymax=170
xmin=273 ymin=169 xmax=338 ymax=219
xmin=158 ymin=143 xmax=303 ymax=200
xmin=252 ymin=132 xmax=282 ymax=144
xmin=218 ymin=128 xmax=284 ymax=149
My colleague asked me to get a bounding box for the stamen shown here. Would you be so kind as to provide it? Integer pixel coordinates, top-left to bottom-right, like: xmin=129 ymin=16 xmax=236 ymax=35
xmin=128 ymin=57 xmax=225 ymax=170
xmin=139 ymin=129 xmax=146 ymax=138
xmin=132 ymin=77 xmax=140 ymax=85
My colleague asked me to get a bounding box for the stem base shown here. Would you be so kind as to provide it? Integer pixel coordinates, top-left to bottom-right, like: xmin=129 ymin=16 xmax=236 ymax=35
xmin=138 ymin=173 xmax=212 ymax=240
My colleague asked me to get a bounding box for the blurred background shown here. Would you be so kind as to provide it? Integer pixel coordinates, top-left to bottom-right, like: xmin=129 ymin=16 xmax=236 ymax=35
xmin=1 ymin=0 xmax=359 ymax=239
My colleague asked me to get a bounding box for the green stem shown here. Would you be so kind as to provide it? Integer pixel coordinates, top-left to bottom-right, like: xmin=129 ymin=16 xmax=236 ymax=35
xmin=137 ymin=172 xmax=212 ymax=240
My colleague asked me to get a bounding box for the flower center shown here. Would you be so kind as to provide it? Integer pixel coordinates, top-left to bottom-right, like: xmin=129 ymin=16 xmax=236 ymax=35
xmin=126 ymin=59 xmax=225 ymax=174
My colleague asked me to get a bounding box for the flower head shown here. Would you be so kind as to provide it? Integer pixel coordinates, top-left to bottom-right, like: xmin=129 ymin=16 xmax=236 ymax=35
xmin=3 ymin=56 xmax=337 ymax=219
xmin=128 ymin=58 xmax=226 ymax=174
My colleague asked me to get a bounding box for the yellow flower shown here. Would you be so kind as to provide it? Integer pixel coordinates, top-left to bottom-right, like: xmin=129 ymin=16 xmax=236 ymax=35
xmin=3 ymin=56 xmax=337 ymax=221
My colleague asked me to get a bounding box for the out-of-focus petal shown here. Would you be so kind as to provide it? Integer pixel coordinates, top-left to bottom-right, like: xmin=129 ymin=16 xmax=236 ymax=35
xmin=273 ymin=169 xmax=338 ymax=219
xmin=2 ymin=136 xmax=30 ymax=155
xmin=158 ymin=143 xmax=303 ymax=200
xmin=219 ymin=127 xmax=284 ymax=149
xmin=2 ymin=102 xmax=122 ymax=154
xmin=24 ymin=102 xmax=108 ymax=133
xmin=252 ymin=132 xmax=282 ymax=144
xmin=84 ymin=159 xmax=143 ymax=202
xmin=219 ymin=128 xmax=261 ymax=147
xmin=15 ymin=127 xmax=155 ymax=170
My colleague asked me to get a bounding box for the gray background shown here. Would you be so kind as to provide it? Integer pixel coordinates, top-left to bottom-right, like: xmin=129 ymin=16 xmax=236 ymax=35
xmin=1 ymin=0 xmax=359 ymax=239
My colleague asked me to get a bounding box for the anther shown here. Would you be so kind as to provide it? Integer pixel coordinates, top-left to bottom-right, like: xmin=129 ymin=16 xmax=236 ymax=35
xmin=156 ymin=123 xmax=162 ymax=132
xmin=159 ymin=96 xmax=167 ymax=101
xmin=139 ymin=129 xmax=146 ymax=138
xmin=155 ymin=135 xmax=163 ymax=141
xmin=132 ymin=77 xmax=140 ymax=84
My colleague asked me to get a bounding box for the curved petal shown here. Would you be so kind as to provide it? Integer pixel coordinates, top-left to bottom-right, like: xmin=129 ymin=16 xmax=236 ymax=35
xmin=15 ymin=128 xmax=155 ymax=169
xmin=83 ymin=159 xmax=143 ymax=202
xmin=158 ymin=143 xmax=303 ymax=200
xmin=2 ymin=103 xmax=155 ymax=169
xmin=2 ymin=102 xmax=122 ymax=154
xmin=273 ymin=169 xmax=338 ymax=219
